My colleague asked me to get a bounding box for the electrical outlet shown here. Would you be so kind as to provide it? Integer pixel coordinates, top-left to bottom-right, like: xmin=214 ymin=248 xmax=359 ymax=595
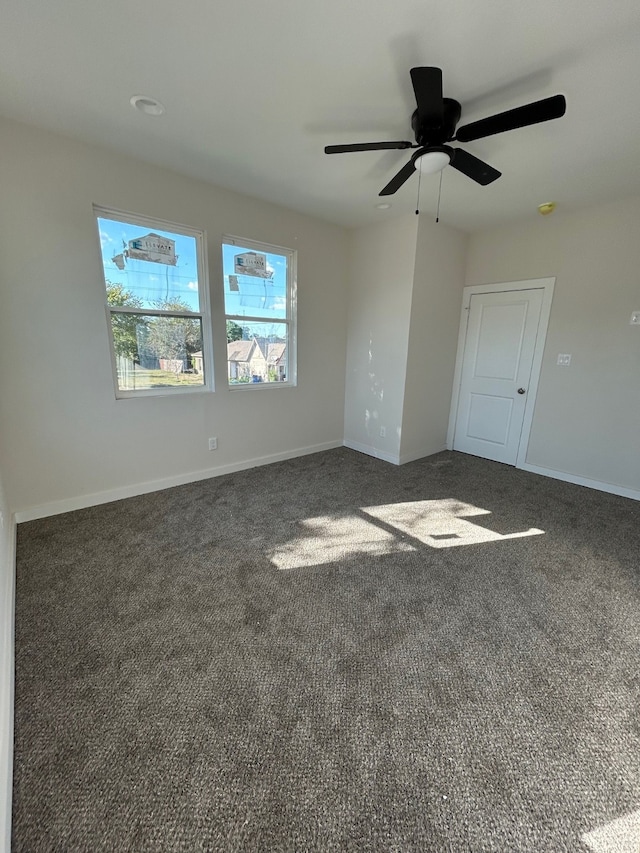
xmin=208 ymin=437 xmax=218 ymax=451
xmin=630 ymin=311 xmax=640 ymax=325
xmin=379 ymin=426 xmax=386 ymax=438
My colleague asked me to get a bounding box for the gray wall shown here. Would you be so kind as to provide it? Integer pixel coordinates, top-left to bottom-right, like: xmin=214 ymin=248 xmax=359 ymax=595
xmin=465 ymin=196 xmax=640 ymax=493
xmin=4 ymin=112 xmax=635 ymax=506
xmin=0 ymin=462 xmax=14 ymax=853
xmin=343 ymin=214 xmax=468 ymax=465
xmin=400 ymin=217 xmax=469 ymax=463
xmin=343 ymin=215 xmax=418 ymax=461
xmin=0 ymin=117 xmax=349 ymax=516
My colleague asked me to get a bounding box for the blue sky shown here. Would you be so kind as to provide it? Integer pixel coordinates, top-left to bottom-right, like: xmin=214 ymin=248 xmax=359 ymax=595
xmin=98 ymin=219 xmax=289 ymax=337
xmin=98 ymin=216 xmax=201 ymax=311
xmin=222 ymin=242 xmax=287 ymax=322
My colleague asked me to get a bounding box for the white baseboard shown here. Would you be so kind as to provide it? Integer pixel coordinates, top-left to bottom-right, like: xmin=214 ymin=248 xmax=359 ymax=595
xmin=520 ymin=462 xmax=640 ymax=502
xmin=399 ymin=444 xmax=448 ymax=465
xmin=344 ymin=440 xmax=448 ymax=467
xmin=0 ymin=517 xmax=16 ymax=853
xmin=343 ymin=439 xmax=400 ymax=465
xmin=14 ymin=440 xmax=343 ymax=522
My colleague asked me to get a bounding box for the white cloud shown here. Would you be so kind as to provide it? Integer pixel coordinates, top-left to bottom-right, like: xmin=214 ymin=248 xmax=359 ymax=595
xmin=187 ymin=281 xmax=198 ymax=290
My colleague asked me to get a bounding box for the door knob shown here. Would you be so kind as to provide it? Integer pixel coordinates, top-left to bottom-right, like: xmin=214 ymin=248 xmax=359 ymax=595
xmin=517 ymin=388 xmax=526 ymax=394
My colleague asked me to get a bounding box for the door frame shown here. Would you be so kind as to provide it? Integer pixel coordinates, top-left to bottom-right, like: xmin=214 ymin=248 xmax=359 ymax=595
xmin=446 ymin=277 xmax=555 ymax=468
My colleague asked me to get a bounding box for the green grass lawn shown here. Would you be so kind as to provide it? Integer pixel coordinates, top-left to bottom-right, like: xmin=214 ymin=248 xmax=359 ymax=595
xmin=119 ymin=368 xmax=205 ymax=390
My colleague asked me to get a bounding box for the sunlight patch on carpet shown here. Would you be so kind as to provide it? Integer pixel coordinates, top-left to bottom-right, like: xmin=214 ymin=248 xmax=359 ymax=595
xmin=362 ymin=499 xmax=545 ymax=549
xmin=270 ymin=498 xmax=544 ymax=569
xmin=270 ymin=514 xmax=416 ymax=569
xmin=582 ymin=806 xmax=640 ymax=853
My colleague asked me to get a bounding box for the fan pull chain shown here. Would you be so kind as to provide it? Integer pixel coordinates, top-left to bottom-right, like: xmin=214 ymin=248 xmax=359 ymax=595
xmin=415 ymin=169 xmax=443 ymax=222
xmin=436 ymin=170 xmax=443 ymax=223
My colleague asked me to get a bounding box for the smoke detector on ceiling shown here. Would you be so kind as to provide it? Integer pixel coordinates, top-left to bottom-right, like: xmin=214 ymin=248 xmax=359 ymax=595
xmin=130 ymin=95 xmax=165 ymax=116
xmin=537 ymin=202 xmax=557 ymax=216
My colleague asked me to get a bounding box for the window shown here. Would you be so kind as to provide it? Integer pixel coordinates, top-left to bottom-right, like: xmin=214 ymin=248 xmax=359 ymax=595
xmin=222 ymin=235 xmax=296 ymax=387
xmin=95 ymin=207 xmax=212 ymax=398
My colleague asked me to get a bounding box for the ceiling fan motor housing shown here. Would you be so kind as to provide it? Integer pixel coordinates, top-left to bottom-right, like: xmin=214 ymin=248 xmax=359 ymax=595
xmin=411 ymin=98 xmax=461 ymax=146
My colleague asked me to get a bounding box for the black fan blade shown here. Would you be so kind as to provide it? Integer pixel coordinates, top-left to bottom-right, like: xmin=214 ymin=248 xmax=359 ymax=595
xmin=379 ymin=159 xmax=417 ymax=196
xmin=325 ymin=141 xmax=414 ymax=154
xmin=450 ymin=148 xmax=501 ymax=185
xmin=410 ymin=67 xmax=443 ymax=128
xmin=456 ymin=94 xmax=566 ymax=143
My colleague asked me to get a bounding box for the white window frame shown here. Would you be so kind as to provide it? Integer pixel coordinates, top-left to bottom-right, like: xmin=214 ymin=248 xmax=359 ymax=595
xmin=94 ymin=205 xmax=214 ymax=399
xmin=222 ymin=234 xmax=297 ymax=390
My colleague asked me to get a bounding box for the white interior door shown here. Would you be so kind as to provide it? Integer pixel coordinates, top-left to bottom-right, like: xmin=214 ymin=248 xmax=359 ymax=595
xmin=452 ymin=287 xmax=545 ymax=465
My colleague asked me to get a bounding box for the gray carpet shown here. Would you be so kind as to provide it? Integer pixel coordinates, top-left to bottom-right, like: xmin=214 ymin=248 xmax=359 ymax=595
xmin=12 ymin=448 xmax=640 ymax=852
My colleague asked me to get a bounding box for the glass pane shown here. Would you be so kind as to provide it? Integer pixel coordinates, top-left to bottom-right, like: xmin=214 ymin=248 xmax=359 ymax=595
xmin=98 ymin=216 xmax=201 ymax=312
xmin=110 ymin=312 xmax=205 ymax=391
xmin=227 ymin=320 xmax=288 ymax=385
xmin=222 ymin=242 xmax=287 ymax=320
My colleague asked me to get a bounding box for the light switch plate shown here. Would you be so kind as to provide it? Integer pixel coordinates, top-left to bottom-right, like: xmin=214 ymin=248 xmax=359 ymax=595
xmin=557 ymin=353 xmax=571 ymax=366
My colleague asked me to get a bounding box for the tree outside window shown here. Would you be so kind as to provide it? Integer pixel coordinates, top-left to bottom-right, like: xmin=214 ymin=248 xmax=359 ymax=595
xmin=96 ymin=208 xmax=213 ymax=397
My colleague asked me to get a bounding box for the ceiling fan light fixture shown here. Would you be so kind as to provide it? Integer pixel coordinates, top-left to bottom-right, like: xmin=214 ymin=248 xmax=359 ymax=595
xmin=414 ymin=148 xmax=451 ymax=175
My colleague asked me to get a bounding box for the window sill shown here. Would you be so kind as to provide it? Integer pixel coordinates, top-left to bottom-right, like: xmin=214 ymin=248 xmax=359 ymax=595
xmin=227 ymin=381 xmax=295 ymax=391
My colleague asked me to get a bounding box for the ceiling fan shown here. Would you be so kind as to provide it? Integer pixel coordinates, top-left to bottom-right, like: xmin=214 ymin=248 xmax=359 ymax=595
xmin=324 ymin=67 xmax=566 ymax=195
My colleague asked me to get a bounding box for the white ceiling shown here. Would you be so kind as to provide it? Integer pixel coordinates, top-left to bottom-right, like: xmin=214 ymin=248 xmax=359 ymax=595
xmin=2 ymin=0 xmax=640 ymax=232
